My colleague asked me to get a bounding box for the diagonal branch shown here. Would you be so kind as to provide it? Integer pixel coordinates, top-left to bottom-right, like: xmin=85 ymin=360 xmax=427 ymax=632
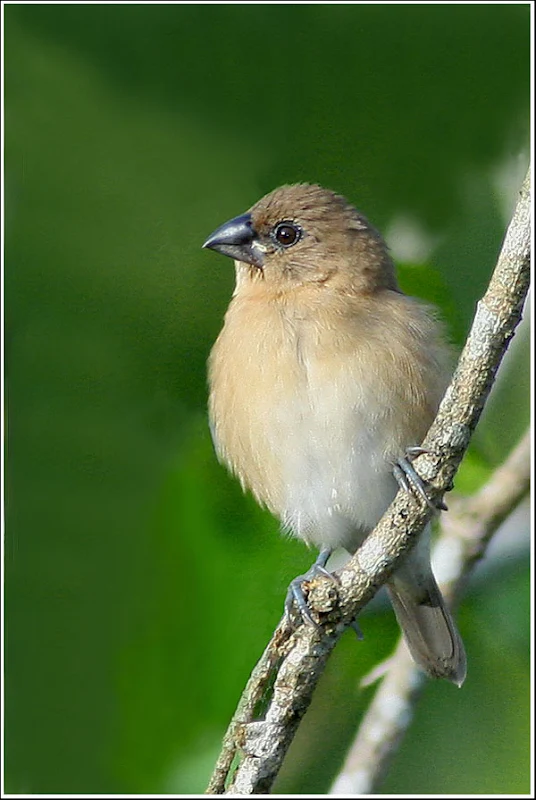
xmin=206 ymin=166 xmax=530 ymax=795
xmin=330 ymin=428 xmax=531 ymax=795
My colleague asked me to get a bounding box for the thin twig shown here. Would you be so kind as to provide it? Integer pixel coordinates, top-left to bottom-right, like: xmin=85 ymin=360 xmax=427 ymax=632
xmin=330 ymin=429 xmax=531 ymax=795
xmin=206 ymin=166 xmax=530 ymax=795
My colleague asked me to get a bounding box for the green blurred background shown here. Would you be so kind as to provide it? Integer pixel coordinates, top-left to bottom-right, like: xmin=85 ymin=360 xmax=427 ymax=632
xmin=4 ymin=3 xmax=530 ymax=795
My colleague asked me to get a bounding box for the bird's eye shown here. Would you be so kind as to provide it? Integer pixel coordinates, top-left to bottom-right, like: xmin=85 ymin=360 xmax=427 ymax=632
xmin=273 ymin=221 xmax=301 ymax=248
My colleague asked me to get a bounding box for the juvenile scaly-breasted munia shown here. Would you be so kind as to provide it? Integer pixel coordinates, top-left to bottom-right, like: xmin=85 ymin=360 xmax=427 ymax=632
xmin=204 ymin=183 xmax=466 ymax=685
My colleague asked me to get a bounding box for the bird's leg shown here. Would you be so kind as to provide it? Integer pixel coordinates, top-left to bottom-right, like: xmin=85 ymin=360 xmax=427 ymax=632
xmin=285 ymin=548 xmax=337 ymax=626
xmin=286 ymin=550 xmax=365 ymax=638
xmin=393 ymin=445 xmax=448 ymax=511
xmin=349 ymin=619 xmax=364 ymax=640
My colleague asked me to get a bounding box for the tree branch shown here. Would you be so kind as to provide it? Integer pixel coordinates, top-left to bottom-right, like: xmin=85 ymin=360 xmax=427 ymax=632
xmin=330 ymin=428 xmax=531 ymax=795
xmin=206 ymin=166 xmax=530 ymax=795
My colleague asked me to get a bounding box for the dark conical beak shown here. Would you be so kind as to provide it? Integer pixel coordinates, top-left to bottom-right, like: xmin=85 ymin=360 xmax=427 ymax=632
xmin=202 ymin=212 xmax=264 ymax=268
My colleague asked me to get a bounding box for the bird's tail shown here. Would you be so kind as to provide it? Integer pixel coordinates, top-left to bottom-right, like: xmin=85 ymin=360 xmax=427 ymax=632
xmin=386 ymin=540 xmax=466 ymax=686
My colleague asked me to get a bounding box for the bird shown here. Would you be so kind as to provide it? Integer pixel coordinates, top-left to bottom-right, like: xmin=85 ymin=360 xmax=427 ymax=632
xmin=203 ymin=183 xmax=466 ymax=686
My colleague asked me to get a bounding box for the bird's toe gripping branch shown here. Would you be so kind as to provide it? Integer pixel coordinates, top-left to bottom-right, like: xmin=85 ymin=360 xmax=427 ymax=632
xmin=285 ymin=548 xmax=336 ymax=626
xmin=393 ymin=446 xmax=448 ymax=512
xmin=285 ymin=548 xmax=364 ymax=639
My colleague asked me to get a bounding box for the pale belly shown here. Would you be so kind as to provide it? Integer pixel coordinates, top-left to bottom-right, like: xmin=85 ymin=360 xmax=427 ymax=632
xmin=261 ymin=385 xmax=400 ymax=552
xmin=208 ymin=292 xmax=440 ymax=554
xmin=210 ymin=344 xmax=403 ymax=553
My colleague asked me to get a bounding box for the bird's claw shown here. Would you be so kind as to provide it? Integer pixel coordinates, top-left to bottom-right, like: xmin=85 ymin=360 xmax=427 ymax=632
xmin=285 ymin=548 xmax=338 ymax=626
xmin=394 ymin=446 xmax=448 ymax=511
xmin=350 ymin=619 xmax=365 ymax=640
xmin=286 ymin=551 xmax=366 ymax=640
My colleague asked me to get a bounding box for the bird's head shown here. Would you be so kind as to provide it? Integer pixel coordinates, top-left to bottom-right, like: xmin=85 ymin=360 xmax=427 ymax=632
xmin=203 ymin=184 xmax=399 ymax=295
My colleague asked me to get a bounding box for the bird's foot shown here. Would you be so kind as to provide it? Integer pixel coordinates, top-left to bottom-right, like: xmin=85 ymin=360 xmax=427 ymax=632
xmin=285 ymin=551 xmax=365 ymax=638
xmin=285 ymin=548 xmax=338 ymax=626
xmin=393 ymin=446 xmax=448 ymax=511
xmin=349 ymin=619 xmax=365 ymax=640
